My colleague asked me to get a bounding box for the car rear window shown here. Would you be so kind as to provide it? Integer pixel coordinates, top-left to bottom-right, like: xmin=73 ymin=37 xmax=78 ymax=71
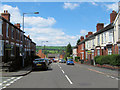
xmin=68 ymin=59 xmax=73 ymax=61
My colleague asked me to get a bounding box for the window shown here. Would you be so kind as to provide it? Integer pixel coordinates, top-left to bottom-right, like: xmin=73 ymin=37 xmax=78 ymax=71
xmin=82 ymin=44 xmax=84 ymax=50
xmin=97 ymin=49 xmax=100 ymax=56
xmin=11 ymin=27 xmax=14 ymax=39
xmin=109 ymin=31 xmax=113 ymax=42
xmin=118 ymin=47 xmax=120 ymax=54
xmin=11 ymin=45 xmax=14 ymax=56
xmin=92 ymin=51 xmax=94 ymax=60
xmin=0 ymin=20 xmax=2 ymax=35
xmin=0 ymin=40 xmax=4 ymax=56
xmin=97 ymin=35 xmax=100 ymax=45
xmin=82 ymin=53 xmax=84 ymax=60
xmin=104 ymin=33 xmax=106 ymax=43
xmin=86 ymin=51 xmax=87 ymax=59
xmin=118 ymin=25 xmax=120 ymax=39
xmin=21 ymin=32 xmax=23 ymax=41
xmin=17 ymin=30 xmax=19 ymax=40
xmin=102 ymin=34 xmax=103 ymax=44
xmin=108 ymin=47 xmax=112 ymax=55
xmin=6 ymin=23 xmax=9 ymax=37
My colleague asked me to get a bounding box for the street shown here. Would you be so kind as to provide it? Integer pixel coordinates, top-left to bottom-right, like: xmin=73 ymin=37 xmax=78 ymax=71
xmin=1 ymin=63 xmax=119 ymax=88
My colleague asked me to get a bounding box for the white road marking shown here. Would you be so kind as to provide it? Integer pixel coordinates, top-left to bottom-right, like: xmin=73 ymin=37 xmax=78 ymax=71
xmin=65 ymin=75 xmax=73 ymax=84
xmin=111 ymin=76 xmax=115 ymax=79
xmin=0 ymin=83 xmax=2 ymax=86
xmin=61 ymin=70 xmax=65 ymax=74
xmin=59 ymin=67 xmax=62 ymax=69
xmin=1 ymin=76 xmax=23 ymax=89
xmin=3 ymin=81 xmax=7 ymax=83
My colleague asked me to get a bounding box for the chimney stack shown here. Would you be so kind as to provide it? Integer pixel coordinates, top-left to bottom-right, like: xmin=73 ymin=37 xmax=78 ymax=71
xmin=85 ymin=35 xmax=88 ymax=38
xmin=28 ymin=35 xmax=30 ymax=38
xmin=1 ymin=10 xmax=10 ymax=21
xmin=88 ymin=32 xmax=93 ymax=36
xmin=14 ymin=23 xmax=21 ymax=29
xmin=80 ymin=36 xmax=84 ymax=41
xmin=96 ymin=23 xmax=104 ymax=32
xmin=110 ymin=10 xmax=117 ymax=23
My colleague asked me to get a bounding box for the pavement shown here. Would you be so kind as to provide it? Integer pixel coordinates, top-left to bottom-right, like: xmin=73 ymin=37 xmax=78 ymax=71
xmin=3 ymin=63 xmax=119 ymax=88
xmin=1 ymin=66 xmax=32 ymax=77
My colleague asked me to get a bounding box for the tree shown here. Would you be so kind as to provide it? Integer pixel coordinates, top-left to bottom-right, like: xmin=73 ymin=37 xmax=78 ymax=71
xmin=65 ymin=43 xmax=72 ymax=59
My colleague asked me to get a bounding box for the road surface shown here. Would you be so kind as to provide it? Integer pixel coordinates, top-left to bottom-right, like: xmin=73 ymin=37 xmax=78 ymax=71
xmin=1 ymin=63 xmax=119 ymax=88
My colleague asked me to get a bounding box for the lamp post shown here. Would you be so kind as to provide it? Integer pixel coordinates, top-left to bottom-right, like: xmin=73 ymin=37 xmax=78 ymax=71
xmin=22 ymin=12 xmax=39 ymax=67
xmin=23 ymin=12 xmax=39 ymax=31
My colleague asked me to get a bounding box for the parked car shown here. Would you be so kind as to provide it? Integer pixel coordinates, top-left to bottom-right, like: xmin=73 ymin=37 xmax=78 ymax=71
xmin=66 ymin=59 xmax=74 ymax=65
xmin=59 ymin=59 xmax=66 ymax=63
xmin=32 ymin=58 xmax=49 ymax=70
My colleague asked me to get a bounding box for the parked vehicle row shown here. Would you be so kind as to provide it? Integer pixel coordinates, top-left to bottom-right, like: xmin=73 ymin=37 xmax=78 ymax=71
xmin=32 ymin=58 xmax=52 ymax=71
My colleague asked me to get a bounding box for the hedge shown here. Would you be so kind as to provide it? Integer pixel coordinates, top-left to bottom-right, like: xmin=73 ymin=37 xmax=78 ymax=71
xmin=94 ymin=54 xmax=120 ymax=66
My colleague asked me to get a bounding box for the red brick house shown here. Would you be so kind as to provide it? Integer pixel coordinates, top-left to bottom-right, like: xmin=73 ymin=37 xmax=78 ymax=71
xmin=0 ymin=10 xmax=36 ymax=70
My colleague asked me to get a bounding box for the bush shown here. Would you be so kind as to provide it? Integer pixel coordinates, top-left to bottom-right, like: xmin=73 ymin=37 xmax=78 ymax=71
xmin=75 ymin=56 xmax=80 ymax=62
xmin=94 ymin=54 xmax=120 ymax=66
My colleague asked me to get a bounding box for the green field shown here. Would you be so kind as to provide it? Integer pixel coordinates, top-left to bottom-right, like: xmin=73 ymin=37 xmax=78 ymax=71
xmin=36 ymin=46 xmax=66 ymax=54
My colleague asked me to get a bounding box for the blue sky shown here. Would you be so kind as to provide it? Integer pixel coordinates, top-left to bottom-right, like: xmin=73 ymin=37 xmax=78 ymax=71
xmin=0 ymin=2 xmax=119 ymax=46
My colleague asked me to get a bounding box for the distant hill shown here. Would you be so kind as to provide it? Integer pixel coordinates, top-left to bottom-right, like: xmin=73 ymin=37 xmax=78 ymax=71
xmin=36 ymin=46 xmax=66 ymax=54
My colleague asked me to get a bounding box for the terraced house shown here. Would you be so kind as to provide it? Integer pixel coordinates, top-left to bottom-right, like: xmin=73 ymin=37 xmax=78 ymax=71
xmin=77 ymin=10 xmax=120 ymax=64
xmin=0 ymin=10 xmax=36 ymax=71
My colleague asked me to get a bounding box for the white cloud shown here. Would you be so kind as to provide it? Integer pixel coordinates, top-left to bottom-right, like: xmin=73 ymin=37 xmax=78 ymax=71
xmin=105 ymin=3 xmax=118 ymax=11
xmin=63 ymin=2 xmax=80 ymax=10
xmin=80 ymin=29 xmax=88 ymax=35
xmin=91 ymin=2 xmax=98 ymax=6
xmin=0 ymin=4 xmax=79 ymax=46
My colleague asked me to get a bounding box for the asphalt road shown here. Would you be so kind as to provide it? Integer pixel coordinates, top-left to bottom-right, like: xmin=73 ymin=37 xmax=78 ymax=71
xmin=3 ymin=63 xmax=119 ymax=88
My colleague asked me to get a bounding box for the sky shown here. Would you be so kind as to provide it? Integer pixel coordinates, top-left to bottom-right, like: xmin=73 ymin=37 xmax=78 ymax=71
xmin=0 ymin=2 xmax=119 ymax=46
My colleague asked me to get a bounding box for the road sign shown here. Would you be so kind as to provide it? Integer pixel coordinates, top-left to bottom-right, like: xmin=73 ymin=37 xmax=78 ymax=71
xmin=87 ymin=51 xmax=92 ymax=54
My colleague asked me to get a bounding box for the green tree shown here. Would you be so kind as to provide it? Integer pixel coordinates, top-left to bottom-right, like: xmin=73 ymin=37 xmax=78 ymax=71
xmin=65 ymin=43 xmax=72 ymax=58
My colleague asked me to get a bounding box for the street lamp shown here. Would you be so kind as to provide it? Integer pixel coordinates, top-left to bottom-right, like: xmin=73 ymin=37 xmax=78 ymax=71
xmin=22 ymin=12 xmax=39 ymax=31
xmin=22 ymin=12 xmax=39 ymax=67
